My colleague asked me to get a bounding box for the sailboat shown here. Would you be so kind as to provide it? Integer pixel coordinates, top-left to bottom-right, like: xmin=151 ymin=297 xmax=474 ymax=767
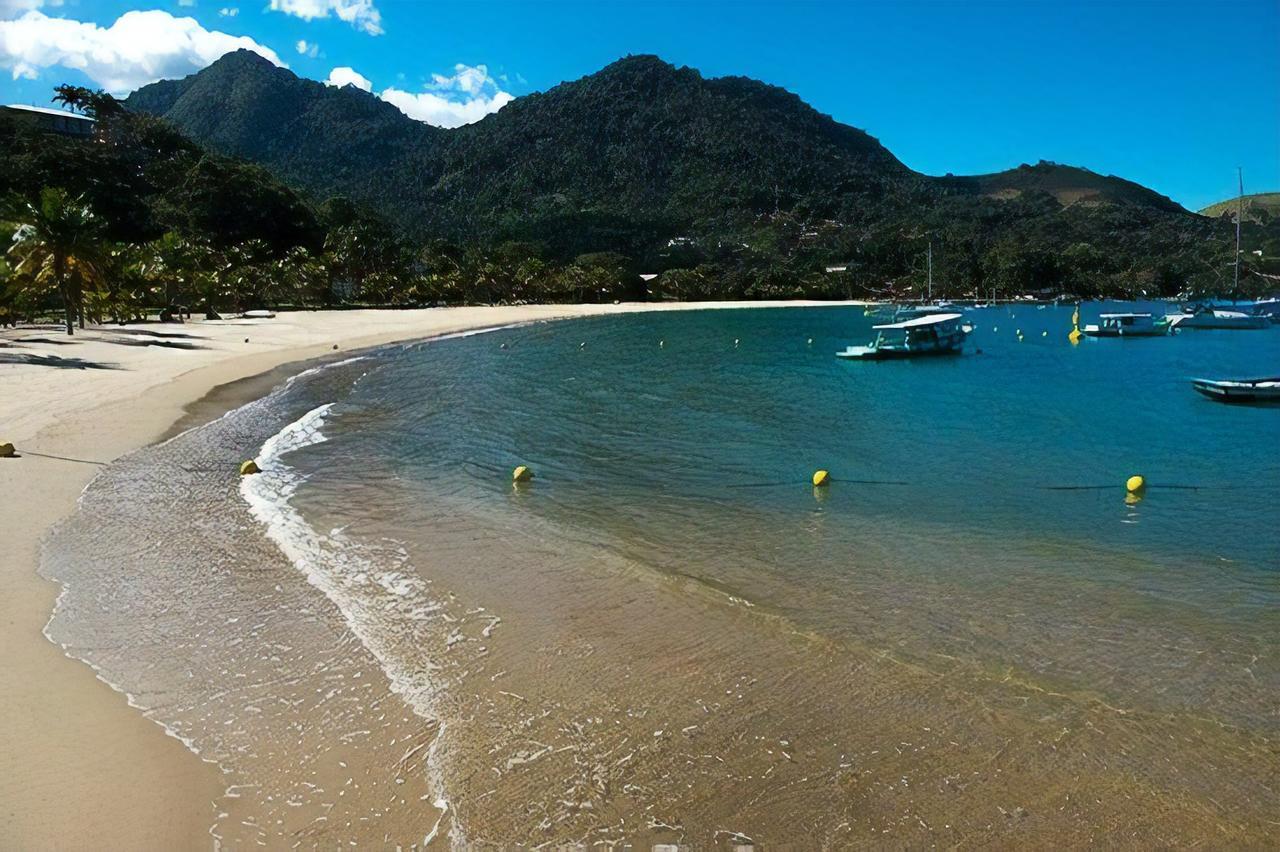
xmin=1168 ymin=168 xmax=1270 ymax=330
xmin=895 ymin=241 xmax=960 ymax=319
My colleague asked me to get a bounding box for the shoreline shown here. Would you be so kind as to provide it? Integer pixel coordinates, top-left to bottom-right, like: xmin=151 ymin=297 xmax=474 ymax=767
xmin=0 ymin=300 xmax=865 ymax=849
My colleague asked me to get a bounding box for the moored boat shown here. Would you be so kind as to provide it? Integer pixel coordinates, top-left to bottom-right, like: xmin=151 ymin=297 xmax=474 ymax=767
xmin=837 ymin=313 xmax=970 ymax=360
xmin=1191 ymin=377 xmax=1280 ymax=403
xmin=1166 ymin=307 xmax=1270 ymax=330
xmin=1082 ymin=313 xmax=1173 ymax=337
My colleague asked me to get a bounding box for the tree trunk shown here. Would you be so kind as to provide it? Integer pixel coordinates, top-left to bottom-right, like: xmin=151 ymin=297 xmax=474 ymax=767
xmin=56 ymin=253 xmax=73 ymax=335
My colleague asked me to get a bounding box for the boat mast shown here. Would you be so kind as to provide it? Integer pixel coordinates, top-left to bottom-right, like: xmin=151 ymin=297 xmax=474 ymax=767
xmin=1234 ymin=167 xmax=1243 ymax=293
xmin=927 ymin=239 xmax=933 ymax=301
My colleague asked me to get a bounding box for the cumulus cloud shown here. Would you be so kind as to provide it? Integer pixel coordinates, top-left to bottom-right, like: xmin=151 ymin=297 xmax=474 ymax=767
xmin=0 ymin=0 xmax=45 ymax=19
xmin=0 ymin=9 xmax=284 ymax=93
xmin=324 ymin=65 xmax=370 ymax=91
xmin=381 ymin=63 xmax=513 ymax=128
xmin=218 ymin=6 xmax=237 ymax=15
xmin=268 ymin=0 xmax=381 ymax=35
xmin=295 ymin=38 xmax=317 ymax=58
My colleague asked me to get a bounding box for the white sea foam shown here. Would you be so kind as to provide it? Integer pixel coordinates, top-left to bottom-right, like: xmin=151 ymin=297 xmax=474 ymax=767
xmin=240 ymin=402 xmax=462 ymax=842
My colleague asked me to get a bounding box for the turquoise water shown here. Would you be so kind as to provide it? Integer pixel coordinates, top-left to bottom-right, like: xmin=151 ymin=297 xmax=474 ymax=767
xmin=290 ymin=301 xmax=1279 ymax=727
xmin=43 ymin=303 xmax=1280 ymax=845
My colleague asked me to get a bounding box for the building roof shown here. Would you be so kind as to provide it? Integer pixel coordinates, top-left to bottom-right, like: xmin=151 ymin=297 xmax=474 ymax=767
xmin=4 ymin=104 xmax=96 ymax=122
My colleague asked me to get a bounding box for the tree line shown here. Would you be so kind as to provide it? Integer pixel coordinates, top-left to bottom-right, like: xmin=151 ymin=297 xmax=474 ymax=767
xmin=3 ymin=85 xmax=1276 ymax=335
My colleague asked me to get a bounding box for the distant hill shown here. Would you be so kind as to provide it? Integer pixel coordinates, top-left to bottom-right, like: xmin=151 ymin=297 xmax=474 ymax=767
xmin=117 ymin=51 xmax=1245 ymax=295
xmin=127 ymin=53 xmax=927 ymax=250
xmin=1199 ymin=192 xmax=1280 ymax=223
xmin=937 ymin=161 xmax=1186 ymax=214
xmin=126 ymin=54 xmax=1198 ymax=242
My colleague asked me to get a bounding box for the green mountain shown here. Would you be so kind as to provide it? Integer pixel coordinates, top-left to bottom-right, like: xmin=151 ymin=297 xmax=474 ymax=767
xmin=936 ymin=162 xmax=1184 ymax=213
xmin=1199 ymin=192 xmax=1280 ymax=224
xmin=126 ymin=53 xmax=1195 ymax=249
xmin=115 ymin=51 xmax=1269 ymax=297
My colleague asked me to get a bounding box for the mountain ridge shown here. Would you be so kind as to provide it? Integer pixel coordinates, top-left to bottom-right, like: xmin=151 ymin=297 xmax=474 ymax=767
xmin=120 ymin=50 xmax=1228 ymax=291
xmin=126 ymin=51 xmax=1191 ymax=237
xmin=1199 ymin=192 xmax=1280 ymax=224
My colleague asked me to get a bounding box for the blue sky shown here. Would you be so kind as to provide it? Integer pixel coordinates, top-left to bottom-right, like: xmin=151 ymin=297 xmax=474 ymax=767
xmin=1 ymin=0 xmax=1276 ymax=211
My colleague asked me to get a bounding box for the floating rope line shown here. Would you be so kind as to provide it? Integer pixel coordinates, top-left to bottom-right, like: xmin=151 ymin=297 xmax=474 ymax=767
xmin=668 ymin=476 xmax=913 ymax=490
xmin=11 ymin=447 xmax=107 ymax=465
xmin=1042 ymin=483 xmax=1276 ymax=492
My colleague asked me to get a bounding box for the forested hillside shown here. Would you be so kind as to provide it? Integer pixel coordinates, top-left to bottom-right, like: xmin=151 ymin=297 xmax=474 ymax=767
xmin=120 ymin=51 xmax=1267 ymax=297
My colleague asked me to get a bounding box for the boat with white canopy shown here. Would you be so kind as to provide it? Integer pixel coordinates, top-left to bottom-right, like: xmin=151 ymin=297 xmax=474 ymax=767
xmin=837 ymin=313 xmax=970 ymax=360
xmin=1082 ymin=313 xmax=1173 ymax=337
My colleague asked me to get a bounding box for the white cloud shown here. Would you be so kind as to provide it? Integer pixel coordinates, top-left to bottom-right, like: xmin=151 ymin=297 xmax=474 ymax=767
xmin=381 ymin=63 xmax=513 ymax=128
xmin=380 ymin=86 xmax=513 ymax=128
xmin=218 ymin=6 xmax=237 ymax=15
xmin=177 ymin=0 xmax=195 ymax=7
xmin=324 ymin=65 xmax=370 ymax=92
xmin=268 ymin=0 xmax=381 ymax=35
xmin=295 ymin=38 xmax=317 ymax=58
xmin=0 ymin=9 xmax=284 ymax=93
xmin=0 ymin=0 xmax=44 ymax=20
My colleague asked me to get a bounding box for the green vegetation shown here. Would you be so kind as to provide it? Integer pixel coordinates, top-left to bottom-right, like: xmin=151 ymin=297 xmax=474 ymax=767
xmin=4 ymin=56 xmax=1277 ymax=327
xmin=122 ymin=52 xmax=1276 ymax=301
xmin=5 ymin=187 xmax=108 ymax=334
xmin=0 ymin=87 xmax=651 ymax=329
xmin=1200 ymin=192 xmax=1280 ymax=224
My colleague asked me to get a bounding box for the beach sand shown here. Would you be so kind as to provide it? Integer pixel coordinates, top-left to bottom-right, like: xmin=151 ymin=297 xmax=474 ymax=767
xmin=0 ymin=301 xmax=858 ymax=849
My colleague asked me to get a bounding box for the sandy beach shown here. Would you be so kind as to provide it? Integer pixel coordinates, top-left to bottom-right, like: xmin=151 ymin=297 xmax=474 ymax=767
xmin=0 ymin=301 xmax=859 ymax=850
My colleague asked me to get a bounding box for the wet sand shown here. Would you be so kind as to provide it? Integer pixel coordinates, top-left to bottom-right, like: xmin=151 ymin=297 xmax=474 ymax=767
xmin=0 ymin=301 xmax=861 ymax=849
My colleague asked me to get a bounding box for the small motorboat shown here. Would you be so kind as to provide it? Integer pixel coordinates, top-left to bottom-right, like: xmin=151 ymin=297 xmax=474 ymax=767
xmin=243 ymin=309 xmax=277 ymax=319
xmin=893 ymin=301 xmax=961 ymax=321
xmin=1191 ymin=377 xmax=1280 ymax=403
xmin=837 ymin=313 xmax=970 ymax=360
xmin=1082 ymin=313 xmax=1173 ymax=337
xmin=1167 ymin=306 xmax=1270 ymax=330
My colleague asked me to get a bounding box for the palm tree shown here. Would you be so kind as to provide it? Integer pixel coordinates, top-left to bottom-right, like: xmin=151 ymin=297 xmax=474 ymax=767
xmin=6 ymin=188 xmax=107 ymax=335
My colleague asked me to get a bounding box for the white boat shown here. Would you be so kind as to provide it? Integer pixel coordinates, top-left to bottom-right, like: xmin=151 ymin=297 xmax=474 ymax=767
xmin=1174 ymin=171 xmax=1273 ymax=331
xmin=1166 ymin=307 xmax=1270 ymax=330
xmin=1191 ymin=377 xmax=1280 ymax=403
xmin=1082 ymin=313 xmax=1173 ymax=337
xmin=243 ymin=309 xmax=277 ymax=319
xmin=894 ymin=301 xmax=961 ymax=320
xmin=837 ymin=313 xmax=970 ymax=360
xmin=1246 ymin=297 xmax=1280 ymax=323
xmin=888 ymin=242 xmax=961 ymax=320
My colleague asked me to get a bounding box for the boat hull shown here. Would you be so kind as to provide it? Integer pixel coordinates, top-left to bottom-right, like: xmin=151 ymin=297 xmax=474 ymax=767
xmin=1192 ymin=378 xmax=1280 ymax=403
xmin=1169 ymin=314 xmax=1270 ymax=330
xmin=1082 ymin=327 xmax=1169 ymax=337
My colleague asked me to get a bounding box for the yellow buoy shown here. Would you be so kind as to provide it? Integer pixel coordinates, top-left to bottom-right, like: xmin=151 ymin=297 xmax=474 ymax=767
xmin=1126 ymin=474 xmax=1145 ymax=494
xmin=812 ymin=469 xmax=831 ymax=487
xmin=0 ymin=441 xmax=15 ymax=458
xmin=239 ymin=460 xmax=260 ymax=476
xmin=512 ymin=465 xmax=533 ymax=484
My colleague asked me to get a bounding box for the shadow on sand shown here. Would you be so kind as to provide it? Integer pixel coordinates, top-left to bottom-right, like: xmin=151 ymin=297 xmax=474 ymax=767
xmin=0 ymin=352 xmax=122 ymax=370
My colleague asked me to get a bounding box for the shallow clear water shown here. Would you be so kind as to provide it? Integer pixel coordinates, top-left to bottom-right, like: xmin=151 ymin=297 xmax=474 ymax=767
xmin=305 ymin=303 xmax=1279 ymax=699
xmin=45 ymin=303 xmax=1280 ymax=847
